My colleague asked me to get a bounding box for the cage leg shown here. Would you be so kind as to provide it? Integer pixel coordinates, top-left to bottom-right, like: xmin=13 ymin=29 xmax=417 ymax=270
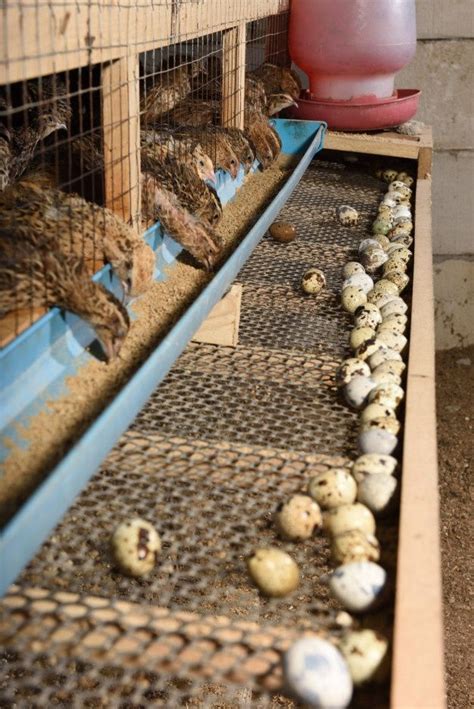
xmin=221 ymin=23 xmax=246 ymax=130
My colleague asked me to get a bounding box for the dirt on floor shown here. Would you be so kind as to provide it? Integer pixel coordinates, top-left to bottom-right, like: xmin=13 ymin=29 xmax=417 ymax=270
xmin=435 ymin=345 xmax=474 ymax=709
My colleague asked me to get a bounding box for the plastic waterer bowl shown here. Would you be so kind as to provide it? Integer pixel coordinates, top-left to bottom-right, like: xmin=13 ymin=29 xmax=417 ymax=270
xmin=289 ymin=0 xmax=417 ymax=102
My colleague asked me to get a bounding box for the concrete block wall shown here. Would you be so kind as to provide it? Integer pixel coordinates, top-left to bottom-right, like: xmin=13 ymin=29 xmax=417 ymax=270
xmin=396 ymin=1 xmax=474 ymax=349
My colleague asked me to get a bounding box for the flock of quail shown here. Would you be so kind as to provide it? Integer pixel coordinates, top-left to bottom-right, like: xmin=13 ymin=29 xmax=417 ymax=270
xmin=0 ymin=61 xmax=300 ymax=360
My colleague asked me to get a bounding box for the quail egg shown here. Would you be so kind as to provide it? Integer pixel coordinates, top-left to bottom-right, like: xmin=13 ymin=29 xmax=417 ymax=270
xmin=360 ymin=402 xmax=396 ymax=423
xmin=323 ymin=503 xmax=376 ymax=537
xmin=396 ymin=171 xmax=414 ymax=187
xmin=354 ymin=303 xmax=382 ymax=329
xmin=392 ymin=233 xmax=414 ymax=248
xmin=368 ymin=382 xmax=404 ymax=408
xmin=344 ymin=375 xmax=376 ymax=408
xmin=371 ymin=279 xmax=399 ymax=297
xmin=383 ymin=169 xmax=398 ymax=183
xmin=338 ymin=205 xmax=359 ymax=226
xmin=284 ymin=637 xmax=353 ymax=709
xmin=336 ymin=358 xmax=371 ymax=387
xmin=382 ymin=194 xmax=398 ymax=209
xmin=380 ymin=298 xmax=408 ymax=317
xmin=377 ymin=204 xmax=393 ymax=220
xmin=386 ymin=190 xmax=406 ymax=205
xmin=343 ymin=261 xmax=366 ymax=278
xmin=269 ymin=221 xmax=296 ymax=243
xmin=343 ymin=273 xmax=374 ymax=295
xmin=368 ymin=346 xmax=402 ymax=369
xmin=383 ymin=270 xmax=410 ymax=294
xmin=389 ymin=223 xmax=413 ymax=240
xmin=357 ymin=474 xmax=398 ymax=515
xmin=392 ymin=207 xmax=412 ymax=223
xmin=371 ymin=360 xmax=406 ymax=380
xmin=389 ymin=182 xmax=412 ymax=200
xmin=378 ymin=313 xmax=408 ymax=334
xmin=383 ymin=256 xmax=408 ymax=275
xmin=360 ymin=248 xmax=388 ymax=273
xmin=370 ymin=369 xmax=402 ymax=387
xmin=377 ymin=329 xmax=407 ymax=353
xmin=274 ymin=495 xmax=322 ymax=541
xmin=327 ymin=561 xmax=387 ymax=612
xmin=360 ymin=416 xmax=401 ymax=437
xmin=339 ymin=629 xmax=389 ymax=686
xmin=110 ymin=518 xmax=162 ymax=577
xmin=358 ymin=428 xmax=398 ymax=455
xmin=341 ymin=286 xmax=367 ymax=313
xmin=352 ymin=453 xmax=398 ymax=480
xmin=302 ymin=268 xmax=326 ymax=295
xmin=350 ymin=326 xmax=377 ymax=350
xmin=308 ymin=468 xmax=357 ymax=510
xmin=373 ymin=234 xmax=391 ymax=250
xmin=359 ymin=238 xmax=381 ymax=254
xmin=371 ymin=218 xmax=392 ymax=236
xmin=247 ymin=548 xmax=299 ymax=597
xmin=367 ymin=290 xmax=397 ymax=309
xmin=354 ymin=337 xmax=388 ymax=363
xmin=331 ymin=530 xmax=380 ymax=565
xmin=386 ymin=243 xmax=412 ymax=259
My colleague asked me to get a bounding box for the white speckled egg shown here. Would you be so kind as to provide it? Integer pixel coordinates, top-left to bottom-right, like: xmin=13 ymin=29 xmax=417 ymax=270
xmin=377 ymin=204 xmax=393 ymax=220
xmin=392 ymin=233 xmax=414 ymax=248
xmin=350 ymin=326 xmax=377 ymax=350
xmin=366 ymin=290 xmax=396 ymax=309
xmin=275 ymin=495 xmax=322 ymax=541
xmin=358 ymin=428 xmax=398 ymax=455
xmin=302 ymin=268 xmax=326 ymax=295
xmin=386 ymin=190 xmax=406 ymax=205
xmin=328 ymin=561 xmax=387 ymax=612
xmin=368 ymin=382 xmax=404 ymax=408
xmin=343 ymin=261 xmax=365 ymax=278
xmin=371 ymin=279 xmax=399 ymax=297
xmin=338 ymin=205 xmax=359 ymax=226
xmin=323 ymin=503 xmax=376 ymax=537
xmin=383 ymin=169 xmax=398 ymax=184
xmin=360 ymin=248 xmax=388 ymax=273
xmin=378 ymin=317 xmax=407 ymax=335
xmin=372 ymin=360 xmax=406 ymax=379
xmin=339 ymin=629 xmax=389 ymax=686
xmin=377 ymin=329 xmax=407 ymax=353
xmin=360 ymin=402 xmax=396 ymax=423
xmin=352 ymin=453 xmax=398 ymax=480
xmin=388 ymin=245 xmax=412 ymax=263
xmin=380 ymin=298 xmax=408 ymax=317
xmin=341 ymin=286 xmax=367 ymax=313
xmin=383 ymin=257 xmax=408 ymax=276
xmin=370 ymin=369 xmax=402 ymax=387
xmin=354 ymin=303 xmax=382 ymax=329
xmin=386 ymin=242 xmax=412 ymax=257
xmin=389 ymin=223 xmax=413 ymax=240
xmin=331 ymin=530 xmax=380 ymax=565
xmin=357 ymin=474 xmax=398 ymax=515
xmin=372 ymin=218 xmax=392 ymax=236
xmin=396 ymin=171 xmax=414 ymax=187
xmin=284 ymin=637 xmax=353 ymax=709
xmin=336 ymin=358 xmax=371 ymax=387
xmin=389 ymin=179 xmax=410 ymax=193
xmin=383 ymin=270 xmax=410 ymax=294
xmin=343 ymin=272 xmax=374 ymax=295
xmin=111 ymin=518 xmax=162 ymax=577
xmin=360 ymin=416 xmax=401 ymax=437
xmin=359 ymin=238 xmax=381 ymax=254
xmin=389 ymin=182 xmax=412 ymax=199
xmin=373 ymin=234 xmax=391 ymax=250
xmin=343 ymin=375 xmax=376 ymax=409
xmin=308 ymin=468 xmax=357 ymax=510
xmin=354 ymin=337 xmax=385 ymax=362
xmin=393 ymin=204 xmax=411 ymax=218
xmin=247 ymin=548 xmax=299 ymax=597
xmin=368 ymin=347 xmax=402 ymax=369
xmin=382 ymin=194 xmax=397 ymax=208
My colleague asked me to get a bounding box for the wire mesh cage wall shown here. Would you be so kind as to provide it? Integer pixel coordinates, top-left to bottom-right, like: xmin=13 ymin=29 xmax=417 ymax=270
xmin=0 ymin=0 xmax=296 ymax=352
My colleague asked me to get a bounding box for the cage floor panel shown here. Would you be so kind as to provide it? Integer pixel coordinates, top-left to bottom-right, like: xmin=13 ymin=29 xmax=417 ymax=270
xmin=2 ymin=159 xmax=392 ymax=707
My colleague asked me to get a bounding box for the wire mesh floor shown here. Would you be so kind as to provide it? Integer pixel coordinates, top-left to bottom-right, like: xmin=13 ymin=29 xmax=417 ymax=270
xmin=0 ymin=159 xmax=394 ymax=707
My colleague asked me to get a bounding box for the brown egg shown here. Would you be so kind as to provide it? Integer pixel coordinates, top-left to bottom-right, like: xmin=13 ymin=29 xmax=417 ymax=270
xmin=274 ymin=494 xmax=322 ymax=540
xmin=270 ymin=221 xmax=296 ymax=243
xmin=247 ymin=548 xmax=300 ymax=597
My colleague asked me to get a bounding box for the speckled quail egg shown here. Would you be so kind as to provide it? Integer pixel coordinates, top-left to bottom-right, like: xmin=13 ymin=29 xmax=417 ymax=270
xmin=301 ymin=268 xmax=326 ymax=295
xmin=360 ymin=248 xmax=388 ymax=273
xmin=343 ymin=375 xmax=376 ymax=408
xmin=387 ymin=242 xmax=412 ymax=257
xmin=284 ymin=637 xmax=353 ymax=709
xmin=383 ymin=256 xmax=408 ymax=276
xmin=308 ymin=468 xmax=357 ymax=510
xmin=354 ymin=303 xmax=382 ymax=329
xmin=371 ymin=218 xmax=392 ymax=236
xmin=354 ymin=336 xmax=386 ymax=362
xmin=339 ymin=629 xmax=389 ymax=686
xmin=336 ymin=358 xmax=371 ymax=387
xmin=377 ymin=329 xmax=407 ymax=353
xmin=370 ymin=369 xmax=402 ymax=387
xmin=371 ymin=279 xmax=399 ymax=298
xmin=343 ymin=272 xmax=374 ymax=295
xmin=386 ymin=190 xmax=407 ymax=206
xmin=341 ymin=286 xmax=367 ymax=313
xmin=368 ymin=381 xmax=405 ymax=409
xmin=396 ymin=171 xmax=414 ymax=187
xmin=331 ymin=530 xmax=380 ymax=565
xmin=359 ymin=238 xmax=381 ymax=254
xmin=373 ymin=234 xmax=391 ymax=250
xmin=372 ymin=359 xmax=406 ymax=379
xmin=357 ymin=474 xmax=398 ymax=515
xmin=274 ymin=495 xmax=322 ymax=541
xmin=360 ymin=416 xmax=401 ymax=437
xmin=338 ymin=205 xmax=359 ymax=226
xmin=323 ymin=503 xmax=376 ymax=537
xmin=328 ymin=561 xmax=387 ymax=612
xmin=383 ymin=169 xmax=398 ymax=183
xmin=392 ymin=232 xmax=414 ymax=248
xmin=389 ymin=223 xmax=413 ymax=240
xmin=383 ymin=270 xmax=410 ymax=294
xmin=367 ymin=289 xmax=397 ymax=309
xmin=389 ymin=179 xmax=410 ymax=193
xmin=352 ymin=453 xmax=398 ymax=480
xmin=350 ymin=326 xmax=377 ymax=350
xmin=360 ymin=402 xmax=396 ymax=423
xmin=380 ymin=298 xmax=408 ymax=317
xmin=247 ymin=548 xmax=299 ymax=597
xmin=382 ymin=194 xmax=398 ymax=209
xmin=343 ymin=261 xmax=366 ymax=278
xmin=377 ymin=203 xmax=393 ymax=219
xmin=368 ymin=346 xmax=402 ymax=369
xmin=378 ymin=312 xmax=408 ymax=334
xmin=392 ymin=205 xmax=412 ymax=221
xmin=110 ymin=518 xmax=162 ymax=577
xmin=359 ymin=427 xmax=398 ymax=455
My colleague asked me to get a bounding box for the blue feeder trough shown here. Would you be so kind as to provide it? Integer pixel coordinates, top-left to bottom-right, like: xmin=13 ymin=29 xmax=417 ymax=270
xmin=0 ymin=119 xmax=326 ymax=594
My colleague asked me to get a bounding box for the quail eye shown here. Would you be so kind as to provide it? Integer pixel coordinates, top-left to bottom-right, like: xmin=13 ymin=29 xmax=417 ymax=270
xmin=199 ymin=159 xmax=205 ymax=168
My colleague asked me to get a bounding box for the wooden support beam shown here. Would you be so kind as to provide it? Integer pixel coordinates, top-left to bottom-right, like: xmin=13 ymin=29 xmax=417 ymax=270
xmin=101 ymin=56 xmax=141 ymax=229
xmin=192 ymin=284 xmax=242 ymax=347
xmin=221 ymin=24 xmax=246 ymax=130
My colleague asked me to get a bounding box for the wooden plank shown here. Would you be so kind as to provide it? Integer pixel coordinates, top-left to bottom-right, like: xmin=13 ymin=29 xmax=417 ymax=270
xmin=192 ymin=284 xmax=242 ymax=347
xmin=0 ymin=0 xmax=289 ymax=84
xmin=221 ymin=24 xmax=246 ymax=130
xmin=101 ymin=55 xmax=141 ymax=227
xmin=324 ymin=130 xmax=422 ymax=160
xmin=391 ymin=178 xmax=446 ymax=708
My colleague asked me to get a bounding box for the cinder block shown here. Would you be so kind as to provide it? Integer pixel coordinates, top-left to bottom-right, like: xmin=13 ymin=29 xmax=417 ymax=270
xmin=396 ymin=40 xmax=474 ymax=150
xmin=434 ymin=258 xmax=474 ymax=349
xmin=432 ymin=150 xmax=474 ymax=256
xmin=416 ymin=0 xmax=474 ymax=40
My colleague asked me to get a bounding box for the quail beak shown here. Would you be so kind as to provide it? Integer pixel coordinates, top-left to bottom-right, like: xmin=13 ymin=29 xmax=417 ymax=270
xmin=228 ymin=163 xmax=239 ymax=180
xmin=206 ymin=169 xmax=218 ymax=186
